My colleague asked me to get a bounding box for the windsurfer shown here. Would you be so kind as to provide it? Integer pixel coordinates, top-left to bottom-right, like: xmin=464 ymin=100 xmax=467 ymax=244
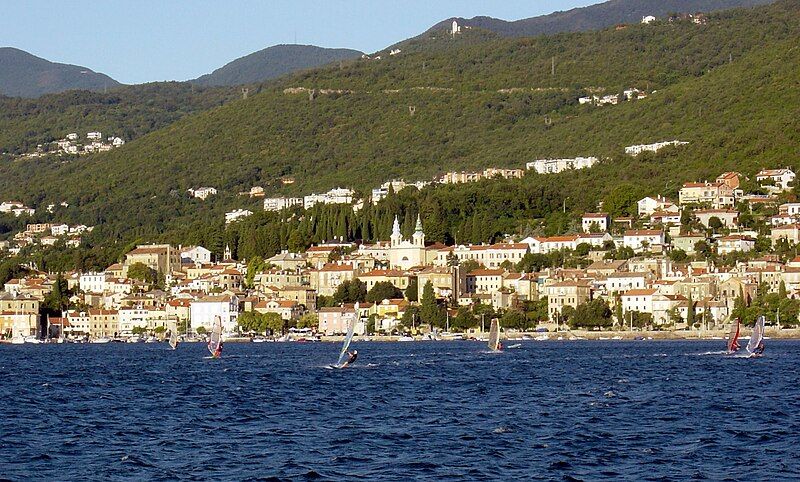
xmin=754 ymin=341 xmax=765 ymax=356
xmin=341 ymin=349 xmax=358 ymax=368
xmin=214 ymin=341 xmax=223 ymax=358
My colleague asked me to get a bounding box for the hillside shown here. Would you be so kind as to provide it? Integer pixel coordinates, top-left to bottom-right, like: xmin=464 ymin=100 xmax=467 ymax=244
xmin=0 ymin=82 xmax=243 ymax=155
xmin=192 ymin=44 xmax=364 ymax=87
xmin=0 ymin=0 xmax=798 ymax=253
xmin=424 ymin=0 xmax=775 ymax=38
xmin=0 ymin=47 xmax=121 ymax=98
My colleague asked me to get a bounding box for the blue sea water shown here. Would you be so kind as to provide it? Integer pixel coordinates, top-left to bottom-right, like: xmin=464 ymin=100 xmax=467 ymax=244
xmin=1 ymin=340 xmax=799 ymax=481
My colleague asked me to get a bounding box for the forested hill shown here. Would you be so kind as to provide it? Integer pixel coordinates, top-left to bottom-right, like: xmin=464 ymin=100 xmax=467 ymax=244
xmin=0 ymin=47 xmax=121 ymax=98
xmin=0 ymin=0 xmax=798 ymax=253
xmin=0 ymin=82 xmax=245 ymax=155
xmin=192 ymin=44 xmax=364 ymax=87
xmin=424 ymin=0 xmax=775 ymax=38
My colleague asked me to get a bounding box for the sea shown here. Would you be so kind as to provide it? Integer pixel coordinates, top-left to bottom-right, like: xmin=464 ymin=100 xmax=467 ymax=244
xmin=1 ymin=340 xmax=799 ymax=481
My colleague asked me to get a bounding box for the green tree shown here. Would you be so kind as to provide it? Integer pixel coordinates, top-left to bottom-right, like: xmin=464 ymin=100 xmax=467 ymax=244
xmin=451 ymin=306 xmax=478 ymax=331
xmin=132 ymin=326 xmax=148 ymax=335
xmin=568 ymin=299 xmax=613 ymax=330
xmin=366 ymin=281 xmax=404 ymax=303
xmin=668 ymin=248 xmax=688 ymax=263
xmin=420 ymin=280 xmax=445 ymax=327
xmin=686 ymin=294 xmax=696 ymax=328
xmin=333 ymin=278 xmax=367 ymax=304
xmin=127 ymin=262 xmax=157 ymax=285
xmin=196 ymin=326 xmax=207 ymax=335
xmin=245 ymin=256 xmax=266 ymax=288
xmin=501 ymin=309 xmax=528 ymax=331
xmin=405 ymin=277 xmax=419 ymax=302
xmin=42 ymin=272 xmax=71 ymax=316
xmin=296 ymin=312 xmax=318 ymax=330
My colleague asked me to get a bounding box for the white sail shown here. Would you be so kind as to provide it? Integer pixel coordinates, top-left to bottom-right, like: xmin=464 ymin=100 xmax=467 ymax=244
xmin=746 ymin=316 xmax=765 ymax=354
xmin=488 ymin=319 xmax=501 ymax=351
xmin=208 ymin=316 xmax=223 ymax=356
xmin=169 ymin=329 xmax=178 ymax=350
xmin=335 ymin=316 xmax=356 ymax=367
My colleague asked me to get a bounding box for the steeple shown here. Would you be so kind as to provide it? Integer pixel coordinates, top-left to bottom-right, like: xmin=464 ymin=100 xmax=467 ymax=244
xmin=390 ymin=215 xmax=402 ymax=247
xmin=413 ymin=214 xmax=425 ymax=247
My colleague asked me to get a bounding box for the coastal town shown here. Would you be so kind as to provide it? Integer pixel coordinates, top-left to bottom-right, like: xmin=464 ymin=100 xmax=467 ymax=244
xmin=2 ymin=164 xmax=799 ymax=344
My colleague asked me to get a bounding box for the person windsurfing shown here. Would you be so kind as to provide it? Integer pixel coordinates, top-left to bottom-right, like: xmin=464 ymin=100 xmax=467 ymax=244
xmin=213 ymin=340 xmax=223 ymax=358
xmin=340 ymin=349 xmax=358 ymax=368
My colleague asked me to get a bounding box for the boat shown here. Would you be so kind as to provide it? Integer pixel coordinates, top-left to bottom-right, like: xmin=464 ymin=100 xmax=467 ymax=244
xmin=398 ymin=335 xmax=414 ymax=342
xmin=534 ymin=334 xmax=549 ymax=341
xmin=331 ymin=315 xmax=357 ymax=369
xmin=24 ymin=336 xmax=42 ymax=344
xmin=208 ymin=316 xmax=223 ymax=358
xmin=91 ymin=337 xmax=112 ymax=344
xmin=726 ymin=318 xmax=741 ymax=354
xmin=275 ymin=334 xmax=291 ymax=342
xmin=252 ymin=336 xmax=268 ymax=343
xmin=169 ymin=330 xmax=179 ymax=350
xmin=746 ymin=316 xmax=766 ymax=358
xmin=10 ymin=336 xmax=25 ymax=345
xmin=487 ymin=318 xmax=502 ymax=352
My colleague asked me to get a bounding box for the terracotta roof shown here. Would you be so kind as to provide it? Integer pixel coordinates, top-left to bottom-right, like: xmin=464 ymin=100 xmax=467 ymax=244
xmin=625 ymin=230 xmax=663 ymax=236
xmin=623 ymin=288 xmax=657 ymax=296
xmin=467 ymin=269 xmax=505 ymax=276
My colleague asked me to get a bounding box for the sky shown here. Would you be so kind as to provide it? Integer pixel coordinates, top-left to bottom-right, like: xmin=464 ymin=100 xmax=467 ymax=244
xmin=1 ymin=0 xmax=598 ymax=84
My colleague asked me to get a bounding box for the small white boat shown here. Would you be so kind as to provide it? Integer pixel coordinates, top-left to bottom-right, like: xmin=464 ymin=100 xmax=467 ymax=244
xmin=275 ymin=334 xmax=291 ymax=342
xmin=611 ymin=336 xmax=622 ymax=340
xmin=398 ymin=336 xmax=414 ymax=342
xmin=252 ymin=337 xmax=267 ymax=343
xmin=91 ymin=337 xmax=111 ymax=344
xmin=534 ymin=335 xmax=549 ymax=341
xmin=10 ymin=336 xmax=25 ymax=345
xmin=24 ymin=336 xmax=42 ymax=344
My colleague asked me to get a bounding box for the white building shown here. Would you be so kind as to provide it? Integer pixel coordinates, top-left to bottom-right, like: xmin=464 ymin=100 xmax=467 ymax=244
xmin=526 ymin=157 xmax=598 ymax=174
xmin=79 ymin=272 xmax=107 ymax=294
xmin=225 ymin=209 xmax=253 ymax=224
xmin=50 ymin=224 xmax=69 ymax=236
xmin=623 ymin=230 xmax=664 ymax=253
xmin=87 ymin=131 xmax=102 ymax=140
xmin=303 ymin=188 xmax=354 ymax=209
xmin=637 ymin=196 xmax=676 ymax=217
xmin=717 ymin=235 xmax=755 ymax=255
xmin=190 ymin=295 xmax=239 ymax=334
xmin=642 ymin=15 xmax=657 ymax=24
xmin=188 ymin=187 xmax=217 ymax=200
xmin=389 ymin=216 xmax=426 ymax=270
xmin=624 ymin=141 xmax=688 ymax=156
xmin=756 ymin=169 xmax=795 ymax=192
xmin=263 ymin=197 xmax=303 ymax=211
xmin=180 ymin=246 xmax=212 ymax=264
xmin=582 ymin=213 xmax=609 ymax=233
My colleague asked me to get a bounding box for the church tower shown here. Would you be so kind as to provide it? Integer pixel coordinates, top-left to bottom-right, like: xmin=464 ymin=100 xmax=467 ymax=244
xmin=412 ymin=215 xmax=425 ymax=247
xmin=390 ymin=215 xmax=402 ymax=248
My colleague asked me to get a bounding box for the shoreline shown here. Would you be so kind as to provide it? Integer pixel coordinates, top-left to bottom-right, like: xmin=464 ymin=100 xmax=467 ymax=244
xmin=3 ymin=328 xmax=797 ymax=345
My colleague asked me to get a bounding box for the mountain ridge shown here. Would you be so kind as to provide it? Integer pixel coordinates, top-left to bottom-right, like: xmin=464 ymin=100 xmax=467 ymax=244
xmin=192 ymin=44 xmax=364 ymax=87
xmin=0 ymin=47 xmax=121 ymax=98
xmin=424 ymin=0 xmax=776 ymax=38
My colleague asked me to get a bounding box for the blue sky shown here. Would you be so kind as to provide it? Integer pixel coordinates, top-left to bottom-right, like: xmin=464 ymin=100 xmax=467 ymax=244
xmin=1 ymin=0 xmax=597 ymax=84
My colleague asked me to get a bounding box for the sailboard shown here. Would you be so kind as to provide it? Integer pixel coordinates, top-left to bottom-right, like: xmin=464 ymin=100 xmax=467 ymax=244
xmin=746 ymin=316 xmax=765 ymax=357
xmin=208 ymin=316 xmax=223 ymax=358
xmin=488 ymin=318 xmax=502 ymax=352
xmin=169 ymin=329 xmax=178 ymax=350
xmin=333 ymin=316 xmax=356 ymax=368
xmin=726 ymin=319 xmax=740 ymax=354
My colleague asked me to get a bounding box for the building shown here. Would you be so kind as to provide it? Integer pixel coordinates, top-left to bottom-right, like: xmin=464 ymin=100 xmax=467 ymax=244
xmin=756 ymin=169 xmax=795 ymax=192
xmin=303 ymin=188 xmax=354 ymax=209
xmin=582 ymin=213 xmax=609 ymax=233
xmin=695 ymin=209 xmax=738 ymax=228
xmin=389 ymin=216 xmax=426 ymax=270
xmin=624 ymin=141 xmax=688 ymax=156
xmin=79 ymin=272 xmax=107 ymax=294
xmin=623 ymin=230 xmax=664 ymax=253
xmin=638 ymin=196 xmax=677 ymax=217
xmin=180 ymin=246 xmax=212 ymax=264
xmin=526 ymin=157 xmax=598 ymax=174
xmin=190 ymin=295 xmax=239 ymax=333
xmin=124 ymin=244 xmax=181 ymax=275
xmin=89 ymin=309 xmax=119 ymax=338
xmin=717 ymin=235 xmax=755 ymax=255
xmin=771 ymin=224 xmax=800 ymax=246
xmin=318 ymin=306 xmax=361 ymax=335
xmin=264 ymin=197 xmax=303 ymax=211
xmin=309 ymin=263 xmax=356 ymax=296
xmin=225 ymin=209 xmax=253 ymax=224
xmin=546 ymin=280 xmax=592 ymax=321
xmin=188 ymin=187 xmax=217 ymax=200
xmin=679 ymin=182 xmax=735 ymax=208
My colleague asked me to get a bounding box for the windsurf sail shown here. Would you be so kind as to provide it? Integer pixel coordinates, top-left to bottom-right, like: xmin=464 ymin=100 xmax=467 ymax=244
xmin=208 ymin=316 xmax=223 ymax=357
xmin=746 ymin=316 xmax=765 ymax=354
xmin=727 ymin=319 xmax=740 ymax=353
xmin=335 ymin=316 xmax=356 ymax=367
xmin=488 ymin=318 xmax=501 ymax=351
xmin=169 ymin=329 xmax=178 ymax=350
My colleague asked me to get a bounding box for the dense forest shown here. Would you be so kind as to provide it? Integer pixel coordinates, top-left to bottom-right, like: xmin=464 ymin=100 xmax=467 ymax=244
xmin=0 ymin=1 xmax=798 ymax=273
